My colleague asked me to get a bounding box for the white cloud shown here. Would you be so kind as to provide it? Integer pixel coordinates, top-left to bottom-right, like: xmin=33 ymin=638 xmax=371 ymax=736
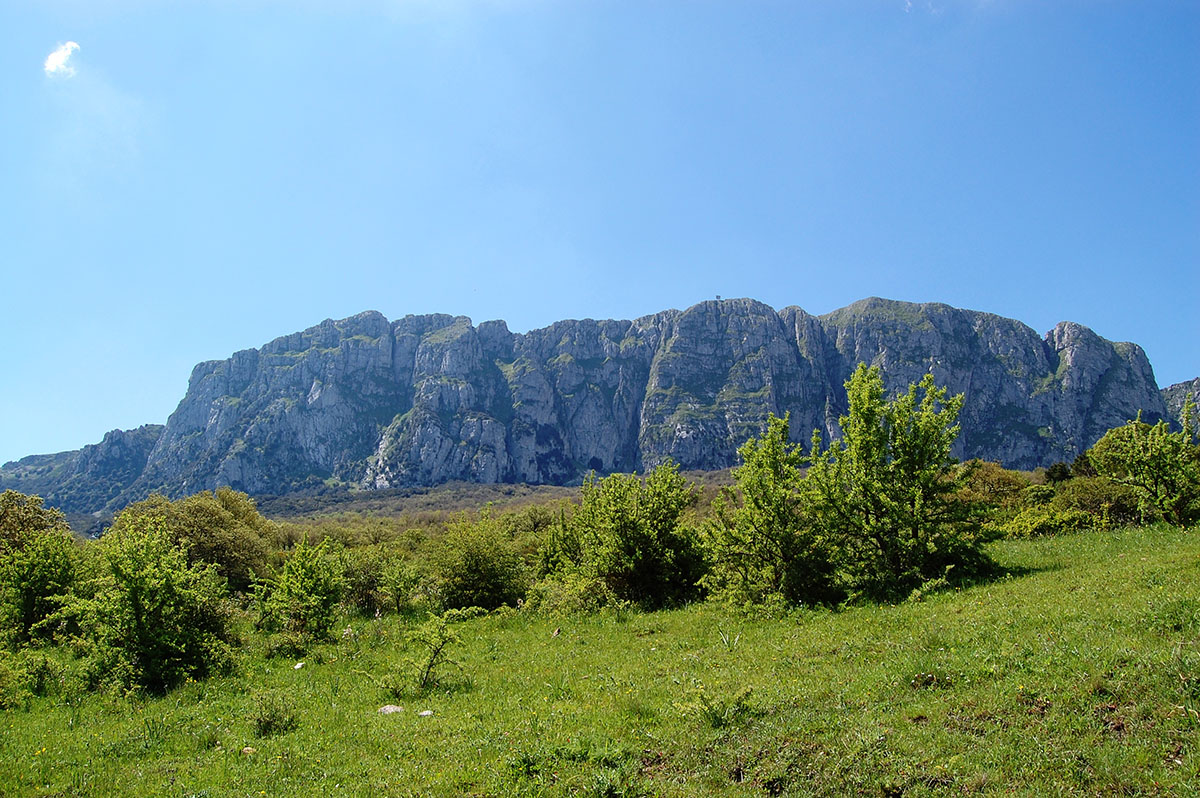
xmin=44 ymin=42 xmax=81 ymax=77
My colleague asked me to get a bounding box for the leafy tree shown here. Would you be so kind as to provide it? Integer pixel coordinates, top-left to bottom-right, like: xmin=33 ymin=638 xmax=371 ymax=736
xmin=805 ymin=364 xmax=990 ymax=600
xmin=0 ymin=492 xmax=76 ymax=646
xmin=1071 ymin=451 xmax=1097 ymax=478
xmin=405 ymin=611 xmax=462 ymax=692
xmin=426 ymin=515 xmax=527 ymax=611
xmin=113 ymin=489 xmax=272 ymax=593
xmin=704 ymin=414 xmax=839 ymax=606
xmin=381 ymin=555 xmax=422 ymax=615
xmin=1087 ymin=398 xmax=1200 ymax=527
xmin=259 ymin=537 xmax=344 ymax=641
xmin=74 ymin=514 xmax=235 ymax=692
xmin=1050 ymin=476 xmax=1140 ymax=527
xmin=570 ymin=461 xmax=705 ymax=609
xmin=341 ymin=545 xmax=383 ymax=616
xmin=956 ymin=460 xmax=1030 ymax=511
xmin=1045 ymin=462 xmax=1072 ymax=484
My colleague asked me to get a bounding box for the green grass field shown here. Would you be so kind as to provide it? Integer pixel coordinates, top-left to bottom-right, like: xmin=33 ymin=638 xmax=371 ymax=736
xmin=3 ymin=524 xmax=1198 ymax=797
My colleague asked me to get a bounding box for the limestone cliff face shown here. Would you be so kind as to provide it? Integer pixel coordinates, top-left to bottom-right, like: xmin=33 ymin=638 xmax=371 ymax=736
xmin=2 ymin=298 xmax=1177 ymax=513
xmin=131 ymin=311 xmax=424 ymax=498
xmin=1163 ymin=378 xmax=1200 ymax=429
xmin=815 ymin=300 xmax=1167 ymax=465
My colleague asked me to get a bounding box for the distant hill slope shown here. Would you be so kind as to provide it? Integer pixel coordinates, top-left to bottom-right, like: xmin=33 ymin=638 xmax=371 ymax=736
xmin=0 ymin=425 xmax=163 ymax=514
xmin=2 ymin=297 xmax=1178 ymax=515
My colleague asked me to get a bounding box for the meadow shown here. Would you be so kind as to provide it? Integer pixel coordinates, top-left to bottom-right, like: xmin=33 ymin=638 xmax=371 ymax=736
xmin=3 ymin=522 xmax=1197 ymax=797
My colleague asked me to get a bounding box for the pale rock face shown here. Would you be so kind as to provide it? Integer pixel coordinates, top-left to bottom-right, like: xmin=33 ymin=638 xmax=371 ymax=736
xmin=2 ymin=298 xmax=1177 ymax=513
xmin=1162 ymin=378 xmax=1200 ymax=430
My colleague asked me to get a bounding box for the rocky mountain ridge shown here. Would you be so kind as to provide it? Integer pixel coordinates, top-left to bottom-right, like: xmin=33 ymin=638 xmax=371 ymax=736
xmin=2 ymin=297 xmax=1191 ymax=515
xmin=1163 ymin=377 xmax=1200 ymax=431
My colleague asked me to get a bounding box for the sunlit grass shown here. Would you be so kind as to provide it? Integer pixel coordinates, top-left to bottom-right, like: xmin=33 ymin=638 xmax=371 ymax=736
xmin=2 ymin=523 xmax=1197 ymax=796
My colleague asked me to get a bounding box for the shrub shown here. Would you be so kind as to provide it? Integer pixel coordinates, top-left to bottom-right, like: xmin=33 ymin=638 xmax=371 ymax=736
xmin=259 ymin=538 xmax=345 ymax=641
xmin=0 ymin=649 xmax=64 ymax=708
xmin=263 ymin=632 xmax=308 ymax=660
xmin=524 ymin=572 xmax=617 ymax=616
xmin=956 ymin=461 xmax=1030 ymax=511
xmin=1071 ymin=452 xmax=1097 ymax=478
xmin=72 ymin=514 xmax=236 ymax=692
xmin=1001 ymin=507 xmax=1094 ymax=538
xmin=805 ymin=365 xmax=992 ymax=600
xmin=0 ymin=490 xmax=68 ymax=550
xmin=252 ymin=691 xmax=299 ymax=737
xmin=342 ymin=545 xmax=387 ymax=616
xmin=113 ymin=489 xmax=272 ymax=593
xmin=1022 ymin=484 xmax=1056 ymax=507
xmin=426 ymin=516 xmax=527 ymax=611
xmin=370 ymin=611 xmax=467 ymax=696
xmin=1046 ymin=462 xmax=1072 ymax=484
xmin=568 ymin=461 xmax=706 ymax=609
xmin=0 ymin=651 xmax=33 ymax=709
xmin=704 ymin=414 xmax=839 ymax=607
xmin=405 ymin=611 xmax=462 ymax=692
xmin=381 ymin=556 xmax=422 ymax=615
xmin=1050 ymin=477 xmax=1142 ymax=527
xmin=1088 ymin=404 xmax=1200 ymax=527
xmin=0 ymin=492 xmax=76 ymax=646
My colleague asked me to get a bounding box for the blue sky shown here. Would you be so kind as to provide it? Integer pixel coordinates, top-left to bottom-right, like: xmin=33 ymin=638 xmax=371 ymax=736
xmin=2 ymin=1 xmax=1197 ymax=464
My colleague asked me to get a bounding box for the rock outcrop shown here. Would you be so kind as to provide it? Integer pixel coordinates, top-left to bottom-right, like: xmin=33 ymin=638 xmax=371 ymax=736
xmin=2 ymin=298 xmax=1177 ymax=514
xmin=0 ymin=425 xmax=164 ymax=513
xmin=1162 ymin=378 xmax=1200 ymax=430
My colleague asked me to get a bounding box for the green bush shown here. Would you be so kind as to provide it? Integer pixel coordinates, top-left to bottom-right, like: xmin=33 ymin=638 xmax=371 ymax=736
xmin=0 ymin=651 xmax=33 ymax=709
xmin=524 ymin=572 xmax=617 ymax=616
xmin=805 ymin=366 xmax=992 ymax=600
xmin=1022 ymin=484 xmax=1056 ymax=507
xmin=72 ymin=514 xmax=236 ymax=693
xmin=343 ymin=544 xmax=425 ymax=617
xmin=0 ymin=649 xmax=64 ymax=708
xmin=1088 ymin=404 xmax=1200 ymax=527
xmin=1050 ymin=477 xmax=1142 ymax=527
xmin=567 ymin=461 xmax=706 ymax=609
xmin=259 ymin=538 xmax=345 ymax=641
xmin=704 ymin=414 xmax=839 ymax=607
xmin=113 ymin=488 xmax=272 ymax=593
xmin=1 ymin=490 xmax=67 ymax=550
xmin=405 ymin=611 xmax=463 ymax=693
xmin=0 ymin=492 xmax=76 ymax=646
xmin=1045 ymin=462 xmax=1072 ymax=484
xmin=367 ymin=610 xmax=468 ymax=697
xmin=426 ymin=516 xmax=527 ymax=611
xmin=956 ymin=461 xmax=1031 ymax=510
xmin=381 ymin=555 xmax=422 ymax=616
xmin=1001 ymin=506 xmax=1094 ymax=538
xmin=342 ymin=545 xmax=387 ymax=616
xmin=252 ymin=691 xmax=299 ymax=737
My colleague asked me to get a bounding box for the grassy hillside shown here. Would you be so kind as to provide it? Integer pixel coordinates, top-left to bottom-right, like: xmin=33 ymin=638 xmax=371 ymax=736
xmin=3 ymin=524 xmax=1198 ymax=797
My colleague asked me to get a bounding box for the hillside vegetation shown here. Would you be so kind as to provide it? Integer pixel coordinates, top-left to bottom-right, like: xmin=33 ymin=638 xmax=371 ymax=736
xmin=0 ymin=524 xmax=1197 ymax=796
xmin=1 ymin=370 xmax=1196 ymax=795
